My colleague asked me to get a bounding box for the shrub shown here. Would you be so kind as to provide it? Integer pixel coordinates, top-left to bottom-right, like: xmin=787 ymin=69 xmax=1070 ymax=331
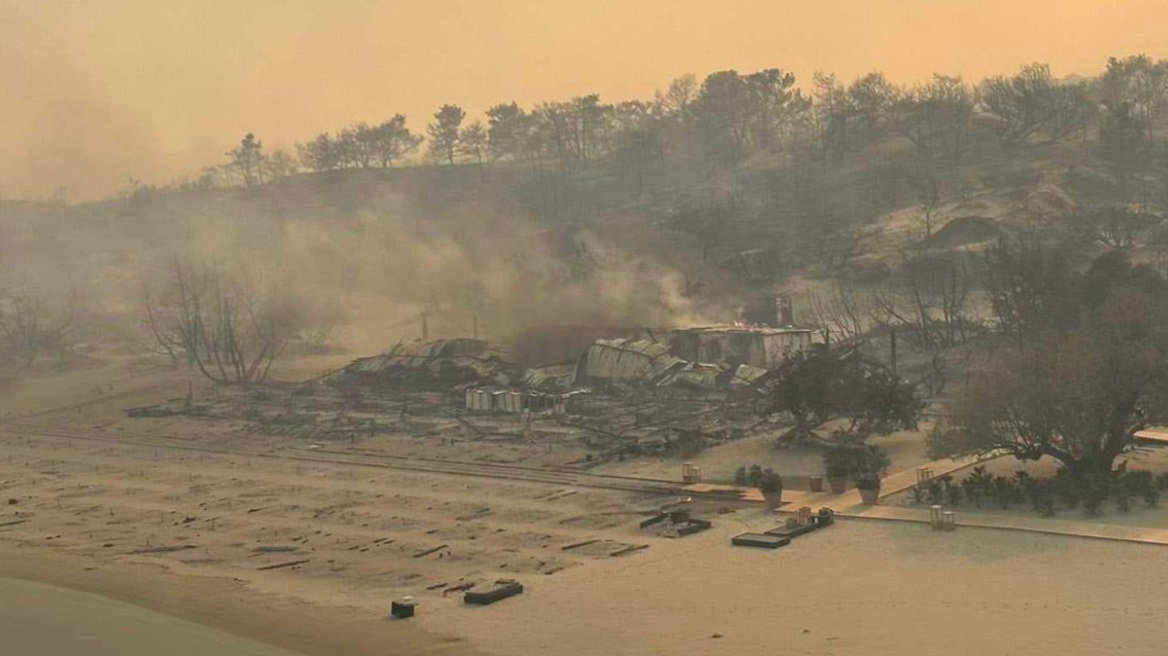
xmin=1144 ymin=488 xmax=1161 ymax=508
xmin=961 ymin=476 xmax=983 ymax=508
xmin=1053 ymin=468 xmax=1080 ymax=509
xmin=1156 ymin=472 xmax=1168 ymax=491
xmin=926 ymin=478 xmax=944 ymax=504
xmin=958 ymin=467 xmax=1168 ymax=516
xmin=1080 ymin=474 xmax=1109 ymax=516
xmin=823 ymin=443 xmax=891 ymax=480
xmin=944 ymin=478 xmax=963 ymax=507
xmin=962 ymin=466 xmax=994 ymax=508
xmin=990 ymin=476 xmax=1021 ymax=509
xmin=1113 ymin=477 xmax=1134 ymax=513
xmin=735 ymin=464 xmax=782 ymax=492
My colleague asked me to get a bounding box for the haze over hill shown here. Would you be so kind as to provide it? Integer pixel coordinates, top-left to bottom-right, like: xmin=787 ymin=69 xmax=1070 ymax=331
xmin=4 ymin=0 xmax=1167 ymax=199
xmin=5 ymin=47 xmax=1168 ymax=368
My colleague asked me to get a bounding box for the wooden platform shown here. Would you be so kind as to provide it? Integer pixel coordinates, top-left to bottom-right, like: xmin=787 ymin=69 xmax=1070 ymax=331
xmin=731 ymin=533 xmax=790 ymax=549
xmin=465 ymin=579 xmax=524 ymax=605
xmin=765 ymin=524 xmax=817 ymax=539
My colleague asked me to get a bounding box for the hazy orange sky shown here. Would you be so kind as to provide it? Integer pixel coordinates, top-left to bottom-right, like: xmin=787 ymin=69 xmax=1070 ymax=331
xmin=3 ymin=0 xmax=1166 ymax=200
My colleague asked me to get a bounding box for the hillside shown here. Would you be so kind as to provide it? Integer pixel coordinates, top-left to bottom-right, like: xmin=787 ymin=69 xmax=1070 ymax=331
xmin=1 ymin=87 xmax=1165 ymax=377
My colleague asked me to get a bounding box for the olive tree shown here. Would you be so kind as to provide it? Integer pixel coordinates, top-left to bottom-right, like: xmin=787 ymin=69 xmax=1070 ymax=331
xmin=765 ymin=345 xmax=923 ymax=445
xmin=931 ymin=253 xmax=1168 ymax=475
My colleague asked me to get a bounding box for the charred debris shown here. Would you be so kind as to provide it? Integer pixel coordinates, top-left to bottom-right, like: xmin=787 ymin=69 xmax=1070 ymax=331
xmin=128 ymin=324 xmax=813 ymax=466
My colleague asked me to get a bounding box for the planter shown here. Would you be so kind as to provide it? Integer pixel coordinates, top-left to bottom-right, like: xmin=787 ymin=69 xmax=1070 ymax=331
xmin=761 ymin=488 xmax=784 ymax=510
xmin=828 ymin=476 xmax=849 ymax=495
xmin=808 ymin=476 xmax=824 ymax=493
xmin=858 ymin=485 xmax=881 ymax=505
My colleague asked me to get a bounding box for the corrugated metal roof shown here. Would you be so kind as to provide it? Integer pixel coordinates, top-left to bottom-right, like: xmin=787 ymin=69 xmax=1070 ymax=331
xmin=350 ymin=338 xmax=493 ymax=373
xmin=576 ymin=338 xmax=685 ymax=384
xmin=658 ymin=362 xmax=724 ymax=390
xmin=524 ymin=363 xmax=577 ymax=391
xmin=673 ymin=325 xmax=813 ymax=336
xmin=729 ymin=364 xmax=769 ymax=387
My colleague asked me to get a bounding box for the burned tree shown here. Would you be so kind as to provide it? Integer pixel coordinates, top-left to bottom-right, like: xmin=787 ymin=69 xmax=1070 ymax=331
xmin=804 ymin=282 xmax=869 ymax=347
xmin=142 ymin=262 xmax=302 ymax=384
xmin=979 ymin=63 xmax=1094 ymax=146
xmin=870 ymin=252 xmax=978 ymax=352
xmin=0 ymin=287 xmax=84 ymax=372
xmin=1071 ymin=204 xmax=1159 ymax=250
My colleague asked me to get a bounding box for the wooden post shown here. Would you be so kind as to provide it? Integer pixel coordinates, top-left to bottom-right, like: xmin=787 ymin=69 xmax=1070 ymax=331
xmin=917 ymin=467 xmax=933 ymax=486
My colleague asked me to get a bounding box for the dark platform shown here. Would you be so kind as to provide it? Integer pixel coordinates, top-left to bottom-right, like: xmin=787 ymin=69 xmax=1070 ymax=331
xmin=465 ymin=579 xmax=524 ymax=605
xmin=765 ymin=524 xmax=817 ymax=539
xmin=731 ymin=533 xmax=790 ymax=549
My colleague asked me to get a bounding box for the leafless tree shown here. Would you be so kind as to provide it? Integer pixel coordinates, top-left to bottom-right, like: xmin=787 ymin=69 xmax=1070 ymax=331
xmin=0 ymin=286 xmax=84 ymax=372
xmin=915 ymin=171 xmax=942 ymax=239
xmin=893 ymin=74 xmax=974 ymax=161
xmin=142 ymin=262 xmax=303 ymax=384
xmin=870 ymin=252 xmax=977 ymax=351
xmin=804 ymin=282 xmax=869 ymax=345
xmin=1071 ymin=204 xmax=1160 ymax=249
xmin=979 ymin=63 xmax=1094 ymax=146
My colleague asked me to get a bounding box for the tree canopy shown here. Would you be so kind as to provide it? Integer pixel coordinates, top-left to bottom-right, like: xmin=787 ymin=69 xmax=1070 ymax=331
xmin=931 ymin=251 xmax=1168 ymax=475
xmin=765 ymin=345 xmax=923 ymax=445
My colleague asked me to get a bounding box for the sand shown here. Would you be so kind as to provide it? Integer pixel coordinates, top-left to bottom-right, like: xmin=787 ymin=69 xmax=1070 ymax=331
xmin=436 ymin=513 xmax=1168 ymax=656
xmin=4 ymin=362 xmax=1168 ymax=656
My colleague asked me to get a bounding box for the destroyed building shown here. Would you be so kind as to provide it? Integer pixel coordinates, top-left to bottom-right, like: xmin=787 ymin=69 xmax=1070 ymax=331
xmin=334 ymin=338 xmax=518 ymax=388
xmin=568 ymin=337 xmax=769 ymax=395
xmin=667 ymin=326 xmax=812 ymax=370
xmin=574 ymin=338 xmax=685 ymax=387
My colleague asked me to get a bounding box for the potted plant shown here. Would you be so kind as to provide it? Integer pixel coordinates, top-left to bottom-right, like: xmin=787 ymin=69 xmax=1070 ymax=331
xmin=856 ymin=473 xmax=882 ymax=504
xmin=853 ymin=444 xmax=891 ymax=505
xmin=823 ymin=447 xmax=853 ymax=494
xmin=757 ymin=469 xmax=784 ymax=510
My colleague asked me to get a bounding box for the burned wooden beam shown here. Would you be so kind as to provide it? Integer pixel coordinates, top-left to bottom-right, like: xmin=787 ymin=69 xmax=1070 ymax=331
xmin=412 ymin=544 xmax=449 ymax=558
xmin=257 ymin=559 xmax=312 ymax=571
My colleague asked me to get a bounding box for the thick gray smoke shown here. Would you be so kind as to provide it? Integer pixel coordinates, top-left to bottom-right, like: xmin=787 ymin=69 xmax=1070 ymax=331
xmin=0 ymin=176 xmax=738 ymax=359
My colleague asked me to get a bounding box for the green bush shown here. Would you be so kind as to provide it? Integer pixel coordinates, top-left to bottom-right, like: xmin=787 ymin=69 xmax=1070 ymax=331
xmin=735 ymin=464 xmax=783 ymax=492
xmin=953 ymin=467 xmax=1168 ymax=517
xmin=823 ymin=443 xmax=891 ymax=480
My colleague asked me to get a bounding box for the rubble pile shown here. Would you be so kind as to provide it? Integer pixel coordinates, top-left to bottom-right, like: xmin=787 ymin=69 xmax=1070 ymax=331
xmin=127 ymin=327 xmax=808 ymax=466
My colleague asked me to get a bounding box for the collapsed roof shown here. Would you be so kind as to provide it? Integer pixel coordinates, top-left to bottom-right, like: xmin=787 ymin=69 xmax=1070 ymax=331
xmin=575 ymin=338 xmax=686 ymax=386
xmin=335 ymin=338 xmax=516 ymax=388
xmin=550 ymin=338 xmax=769 ymax=394
xmin=335 ymin=334 xmax=774 ymax=396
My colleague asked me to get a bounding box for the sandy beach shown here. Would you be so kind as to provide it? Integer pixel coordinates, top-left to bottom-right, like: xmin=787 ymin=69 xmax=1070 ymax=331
xmin=3 ymin=364 xmax=1168 ymax=656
